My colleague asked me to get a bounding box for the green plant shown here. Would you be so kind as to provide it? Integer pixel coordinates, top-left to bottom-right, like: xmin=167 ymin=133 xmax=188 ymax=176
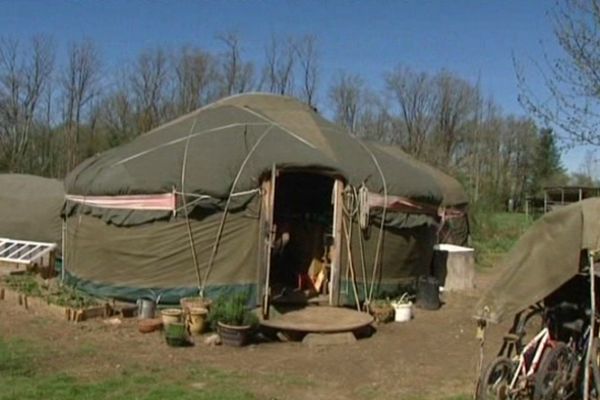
xmin=4 ymin=274 xmax=42 ymax=297
xmin=207 ymin=294 xmax=258 ymax=330
xmin=390 ymin=293 xmax=413 ymax=306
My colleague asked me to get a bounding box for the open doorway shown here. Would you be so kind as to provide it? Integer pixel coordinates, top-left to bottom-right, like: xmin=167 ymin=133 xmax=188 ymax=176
xmin=269 ymin=171 xmax=335 ymax=305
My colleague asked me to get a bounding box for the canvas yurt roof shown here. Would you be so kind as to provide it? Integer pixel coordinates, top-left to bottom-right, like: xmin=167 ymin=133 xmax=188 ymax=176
xmin=474 ymin=198 xmax=600 ymax=324
xmin=0 ymin=174 xmax=64 ymax=244
xmin=367 ymin=142 xmax=468 ymax=208
xmin=65 ymin=93 xmax=444 ymax=224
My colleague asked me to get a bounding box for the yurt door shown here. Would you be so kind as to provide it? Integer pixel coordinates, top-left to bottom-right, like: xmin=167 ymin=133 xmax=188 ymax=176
xmin=260 ymin=165 xmax=277 ymax=319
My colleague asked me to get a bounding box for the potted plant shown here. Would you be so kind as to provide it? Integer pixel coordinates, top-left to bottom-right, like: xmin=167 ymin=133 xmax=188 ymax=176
xmin=368 ymin=298 xmax=395 ymax=323
xmin=208 ymin=294 xmax=258 ymax=347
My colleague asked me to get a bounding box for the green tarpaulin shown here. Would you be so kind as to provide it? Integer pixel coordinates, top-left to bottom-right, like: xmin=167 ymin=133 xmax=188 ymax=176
xmin=474 ymin=198 xmax=600 ymax=323
xmin=0 ymin=174 xmax=64 ymax=245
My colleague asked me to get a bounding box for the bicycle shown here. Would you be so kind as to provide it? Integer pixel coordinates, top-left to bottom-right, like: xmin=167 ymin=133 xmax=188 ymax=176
xmin=533 ymin=312 xmax=600 ymax=400
xmin=476 ymin=303 xmax=571 ymax=400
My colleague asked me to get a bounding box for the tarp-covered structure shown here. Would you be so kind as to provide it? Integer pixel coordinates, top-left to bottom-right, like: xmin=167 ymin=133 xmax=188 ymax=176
xmin=474 ymin=198 xmax=600 ymax=323
xmin=368 ymin=142 xmax=470 ymax=245
xmin=63 ymin=93 xmax=462 ymax=304
xmin=0 ymin=174 xmax=64 ymax=245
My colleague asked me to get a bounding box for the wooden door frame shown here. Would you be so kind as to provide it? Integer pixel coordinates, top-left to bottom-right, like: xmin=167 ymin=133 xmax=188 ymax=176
xmin=329 ymin=179 xmax=344 ymax=306
xmin=258 ymin=170 xmax=344 ymax=309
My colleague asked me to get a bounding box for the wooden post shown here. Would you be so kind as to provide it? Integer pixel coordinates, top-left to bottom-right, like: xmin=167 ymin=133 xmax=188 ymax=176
xmin=584 ymin=251 xmax=596 ymax=400
xmin=329 ymin=179 xmax=344 ymax=306
xmin=544 ymin=190 xmax=548 ymax=213
xmin=261 ymin=165 xmax=277 ymax=319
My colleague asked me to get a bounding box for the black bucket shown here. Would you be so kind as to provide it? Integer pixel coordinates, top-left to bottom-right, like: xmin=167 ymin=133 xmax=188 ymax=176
xmin=416 ymin=276 xmax=441 ymax=310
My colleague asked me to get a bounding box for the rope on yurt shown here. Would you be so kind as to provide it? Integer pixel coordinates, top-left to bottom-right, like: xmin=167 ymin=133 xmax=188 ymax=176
xmin=201 ymin=126 xmax=274 ymax=297
xmin=354 ymin=141 xmax=388 ymax=308
xmin=342 ymin=185 xmax=370 ymax=301
xmin=180 ymin=118 xmax=203 ymax=293
xmin=234 ymin=105 xmax=317 ymax=149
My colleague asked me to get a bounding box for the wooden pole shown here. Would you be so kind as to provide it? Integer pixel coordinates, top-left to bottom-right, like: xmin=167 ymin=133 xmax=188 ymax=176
xmin=261 ymin=164 xmax=277 ymax=320
xmin=329 ymin=179 xmax=344 ymax=306
xmin=585 ymin=251 xmax=596 ymax=400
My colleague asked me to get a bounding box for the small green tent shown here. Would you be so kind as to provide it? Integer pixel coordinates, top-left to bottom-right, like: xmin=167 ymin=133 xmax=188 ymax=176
xmin=63 ymin=93 xmax=457 ymax=305
xmin=0 ymin=174 xmax=64 ymax=245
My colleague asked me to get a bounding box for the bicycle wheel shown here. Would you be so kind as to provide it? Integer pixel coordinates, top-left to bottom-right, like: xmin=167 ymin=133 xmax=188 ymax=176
xmin=533 ymin=343 xmax=578 ymax=400
xmin=476 ymin=357 xmax=516 ymax=400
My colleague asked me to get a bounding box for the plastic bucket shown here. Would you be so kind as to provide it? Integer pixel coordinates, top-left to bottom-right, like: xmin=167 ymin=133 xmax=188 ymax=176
xmin=393 ymin=303 xmax=412 ymax=322
xmin=416 ymin=276 xmax=441 ymax=310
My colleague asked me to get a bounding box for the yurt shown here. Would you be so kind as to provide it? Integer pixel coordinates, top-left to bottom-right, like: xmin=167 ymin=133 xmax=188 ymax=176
xmin=63 ymin=93 xmax=454 ymax=306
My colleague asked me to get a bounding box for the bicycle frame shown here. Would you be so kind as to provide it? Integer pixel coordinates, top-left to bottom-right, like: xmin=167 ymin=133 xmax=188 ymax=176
xmin=509 ymin=327 xmax=554 ymax=390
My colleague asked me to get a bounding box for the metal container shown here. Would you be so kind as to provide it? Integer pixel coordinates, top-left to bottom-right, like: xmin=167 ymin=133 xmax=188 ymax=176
xmin=416 ymin=276 xmax=441 ymax=310
xmin=137 ymin=298 xmax=156 ymax=319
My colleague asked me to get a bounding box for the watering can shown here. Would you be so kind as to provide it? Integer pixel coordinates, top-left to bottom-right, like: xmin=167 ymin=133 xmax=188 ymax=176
xmin=137 ymin=298 xmax=156 ymax=319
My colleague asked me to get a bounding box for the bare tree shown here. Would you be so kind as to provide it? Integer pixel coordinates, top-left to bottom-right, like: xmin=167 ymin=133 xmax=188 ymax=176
xmin=217 ymin=32 xmax=255 ymax=96
xmin=173 ymin=46 xmax=216 ymax=113
xmin=328 ymin=70 xmax=364 ymax=133
xmin=0 ymin=36 xmax=55 ymax=172
xmin=433 ymin=71 xmax=477 ymax=166
xmin=385 ymin=66 xmax=436 ymax=157
xmin=262 ymin=35 xmax=295 ymax=95
xmin=294 ymin=34 xmax=319 ymax=107
xmin=129 ymin=47 xmax=170 ymax=133
xmin=517 ymin=0 xmax=600 ymax=146
xmin=62 ymin=39 xmax=100 ymax=171
xmin=356 ymin=90 xmax=392 ymax=142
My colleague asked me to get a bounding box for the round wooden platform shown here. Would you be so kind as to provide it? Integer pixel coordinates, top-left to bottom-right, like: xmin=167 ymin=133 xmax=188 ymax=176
xmin=260 ymin=306 xmax=374 ymax=333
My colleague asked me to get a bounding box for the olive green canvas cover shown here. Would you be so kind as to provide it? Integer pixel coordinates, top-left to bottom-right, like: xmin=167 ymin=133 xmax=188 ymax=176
xmin=474 ymin=198 xmax=600 ymax=323
xmin=0 ymin=174 xmax=64 ymax=245
xmin=64 ymin=94 xmax=451 ymax=303
xmin=369 ymin=142 xmax=469 ymax=245
xmin=367 ymin=142 xmax=468 ymax=207
xmin=65 ymin=94 xmax=443 ymax=225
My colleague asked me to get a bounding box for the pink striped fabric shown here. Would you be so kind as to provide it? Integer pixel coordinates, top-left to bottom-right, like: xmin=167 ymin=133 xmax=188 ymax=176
xmin=66 ymin=193 xmax=176 ymax=211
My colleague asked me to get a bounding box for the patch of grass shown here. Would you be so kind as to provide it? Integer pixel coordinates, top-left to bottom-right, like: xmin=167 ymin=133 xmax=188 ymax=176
xmin=471 ymin=212 xmax=535 ymax=268
xmin=354 ymin=384 xmax=383 ymax=399
xmin=0 ymin=338 xmax=256 ymax=400
xmin=0 ymin=338 xmax=36 ymax=378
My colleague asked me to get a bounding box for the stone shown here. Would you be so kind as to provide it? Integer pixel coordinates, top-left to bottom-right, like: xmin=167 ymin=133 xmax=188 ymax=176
xmin=302 ymin=332 xmax=357 ymax=347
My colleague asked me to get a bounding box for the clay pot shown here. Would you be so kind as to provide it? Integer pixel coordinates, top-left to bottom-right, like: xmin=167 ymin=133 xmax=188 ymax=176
xmin=186 ymin=307 xmax=208 ymax=335
xmin=161 ymin=308 xmax=182 ymax=326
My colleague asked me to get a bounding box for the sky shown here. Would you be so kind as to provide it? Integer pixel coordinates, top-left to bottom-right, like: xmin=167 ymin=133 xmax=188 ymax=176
xmin=0 ymin=0 xmax=588 ymax=172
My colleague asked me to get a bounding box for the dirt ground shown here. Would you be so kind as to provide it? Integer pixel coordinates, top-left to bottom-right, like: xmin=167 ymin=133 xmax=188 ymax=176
xmin=0 ymin=268 xmax=511 ymax=400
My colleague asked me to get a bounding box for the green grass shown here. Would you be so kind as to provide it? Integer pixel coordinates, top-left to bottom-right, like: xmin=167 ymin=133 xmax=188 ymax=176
xmin=471 ymin=212 xmax=535 ymax=268
xmin=0 ymin=338 xmax=256 ymax=400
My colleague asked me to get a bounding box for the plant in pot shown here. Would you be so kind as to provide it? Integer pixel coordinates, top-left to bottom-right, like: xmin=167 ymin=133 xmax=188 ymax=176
xmin=390 ymin=293 xmax=414 ymax=322
xmin=368 ymin=298 xmax=395 ymax=323
xmin=208 ymin=294 xmax=258 ymax=347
